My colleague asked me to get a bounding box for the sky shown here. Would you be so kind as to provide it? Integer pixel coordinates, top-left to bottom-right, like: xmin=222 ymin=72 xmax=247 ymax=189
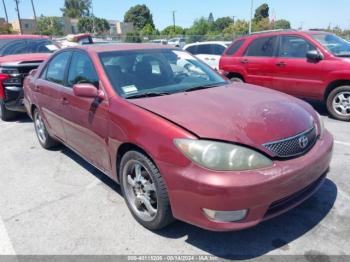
xmin=1 ymin=0 xmax=349 ymax=30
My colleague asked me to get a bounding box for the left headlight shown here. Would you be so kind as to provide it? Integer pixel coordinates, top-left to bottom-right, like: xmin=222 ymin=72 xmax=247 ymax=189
xmin=174 ymin=139 xmax=273 ymax=171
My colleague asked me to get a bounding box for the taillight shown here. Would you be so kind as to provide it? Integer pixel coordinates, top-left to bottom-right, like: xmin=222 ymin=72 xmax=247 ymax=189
xmin=0 ymin=73 xmax=10 ymax=99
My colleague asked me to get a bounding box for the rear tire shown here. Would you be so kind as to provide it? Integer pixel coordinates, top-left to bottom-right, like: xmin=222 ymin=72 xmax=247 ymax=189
xmin=33 ymin=109 xmax=58 ymax=149
xmin=228 ymin=76 xmax=244 ymax=83
xmin=120 ymin=150 xmax=174 ymax=230
xmin=0 ymin=100 xmax=17 ymax=121
xmin=326 ymin=86 xmax=350 ymax=121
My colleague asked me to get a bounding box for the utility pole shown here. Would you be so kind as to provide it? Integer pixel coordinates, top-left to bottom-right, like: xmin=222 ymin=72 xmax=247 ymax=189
xmin=249 ymin=0 xmax=254 ymax=34
xmin=2 ymin=0 xmax=9 ymax=23
xmin=30 ymin=0 xmax=37 ymax=21
xmin=232 ymin=15 xmax=236 ymax=25
xmin=172 ymin=10 xmax=177 ymax=32
xmin=14 ymin=0 xmax=23 ymax=35
xmin=91 ymin=0 xmax=95 ymax=35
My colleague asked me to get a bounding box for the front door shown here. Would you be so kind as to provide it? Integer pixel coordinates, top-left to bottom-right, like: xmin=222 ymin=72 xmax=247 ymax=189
xmin=60 ymin=51 xmax=111 ymax=173
xmin=273 ymin=35 xmax=325 ymax=98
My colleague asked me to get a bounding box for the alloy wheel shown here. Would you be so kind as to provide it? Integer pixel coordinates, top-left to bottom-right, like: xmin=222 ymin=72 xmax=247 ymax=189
xmin=332 ymin=91 xmax=350 ymax=116
xmin=122 ymin=160 xmax=158 ymax=222
xmin=34 ymin=111 xmax=47 ymax=144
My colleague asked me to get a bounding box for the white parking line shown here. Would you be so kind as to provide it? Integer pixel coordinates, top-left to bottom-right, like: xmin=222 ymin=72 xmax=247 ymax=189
xmin=0 ymin=216 xmax=15 ymax=255
xmin=335 ymin=140 xmax=350 ymax=147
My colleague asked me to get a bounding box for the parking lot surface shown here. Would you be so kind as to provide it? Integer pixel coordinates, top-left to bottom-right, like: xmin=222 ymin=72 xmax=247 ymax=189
xmin=0 ymin=103 xmax=349 ymax=259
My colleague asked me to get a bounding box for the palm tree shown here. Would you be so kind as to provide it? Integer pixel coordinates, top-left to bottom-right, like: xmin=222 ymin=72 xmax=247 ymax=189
xmin=61 ymin=0 xmax=91 ymax=19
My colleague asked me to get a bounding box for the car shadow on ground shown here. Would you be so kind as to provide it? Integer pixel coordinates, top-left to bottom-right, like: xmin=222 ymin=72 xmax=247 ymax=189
xmin=304 ymin=99 xmax=329 ymax=117
xmin=60 ymin=146 xmax=337 ymax=260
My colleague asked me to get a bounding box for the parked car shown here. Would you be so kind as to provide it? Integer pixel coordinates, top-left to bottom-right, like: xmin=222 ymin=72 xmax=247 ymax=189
xmin=219 ymin=30 xmax=350 ymax=121
xmin=150 ymin=39 xmax=168 ymax=45
xmin=0 ymin=35 xmax=59 ymax=121
xmin=55 ymin=33 xmax=93 ymax=48
xmin=168 ymin=37 xmax=186 ymax=48
xmin=24 ymin=44 xmax=333 ymax=232
xmin=184 ymin=41 xmax=231 ymax=69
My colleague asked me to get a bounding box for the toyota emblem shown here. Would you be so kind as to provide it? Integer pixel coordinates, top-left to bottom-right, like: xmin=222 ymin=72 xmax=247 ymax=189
xmin=298 ymin=136 xmax=309 ymax=149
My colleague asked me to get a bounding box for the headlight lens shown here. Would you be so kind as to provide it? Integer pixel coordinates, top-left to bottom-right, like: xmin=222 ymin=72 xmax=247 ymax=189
xmin=316 ymin=113 xmax=325 ymax=136
xmin=174 ymin=139 xmax=273 ymax=171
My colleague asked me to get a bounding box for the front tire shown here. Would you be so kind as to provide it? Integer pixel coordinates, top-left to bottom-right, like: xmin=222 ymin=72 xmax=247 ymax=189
xmin=33 ymin=109 xmax=58 ymax=149
xmin=326 ymin=86 xmax=350 ymax=121
xmin=0 ymin=100 xmax=17 ymax=121
xmin=120 ymin=150 xmax=174 ymax=230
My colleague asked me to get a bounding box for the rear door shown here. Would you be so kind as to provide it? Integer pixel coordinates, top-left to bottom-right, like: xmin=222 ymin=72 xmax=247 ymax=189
xmin=34 ymin=51 xmax=72 ymax=141
xmin=240 ymin=36 xmax=278 ymax=87
xmin=195 ymin=44 xmax=225 ymax=69
xmin=272 ymin=35 xmax=325 ymax=97
xmin=60 ymin=51 xmax=111 ymax=173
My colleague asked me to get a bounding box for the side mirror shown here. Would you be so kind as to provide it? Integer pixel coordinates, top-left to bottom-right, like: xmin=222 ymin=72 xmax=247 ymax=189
xmin=73 ymin=83 xmax=105 ymax=100
xmin=29 ymin=69 xmax=38 ymax=77
xmin=306 ymin=50 xmax=323 ymax=62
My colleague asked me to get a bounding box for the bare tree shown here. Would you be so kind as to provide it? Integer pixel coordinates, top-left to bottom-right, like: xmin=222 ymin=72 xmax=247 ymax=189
xmin=14 ymin=0 xmax=23 ymax=35
xmin=2 ymin=0 xmax=9 ymax=23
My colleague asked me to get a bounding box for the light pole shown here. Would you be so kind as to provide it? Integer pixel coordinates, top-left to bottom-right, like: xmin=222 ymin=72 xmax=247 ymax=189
xmin=172 ymin=10 xmax=177 ymax=32
xmin=2 ymin=0 xmax=9 ymax=23
xmin=91 ymin=0 xmax=96 ymax=35
xmin=14 ymin=0 xmax=23 ymax=35
xmin=249 ymin=0 xmax=254 ymax=34
xmin=30 ymin=0 xmax=37 ymax=21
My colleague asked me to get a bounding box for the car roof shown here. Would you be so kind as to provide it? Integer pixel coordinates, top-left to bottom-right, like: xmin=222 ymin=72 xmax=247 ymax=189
xmin=239 ymin=30 xmax=331 ymax=40
xmin=0 ymin=34 xmax=50 ymax=39
xmin=184 ymin=41 xmax=231 ymax=47
xmin=71 ymin=43 xmax=176 ymax=53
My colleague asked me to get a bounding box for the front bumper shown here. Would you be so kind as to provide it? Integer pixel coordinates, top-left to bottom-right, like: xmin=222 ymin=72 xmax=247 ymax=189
xmin=3 ymin=85 xmax=26 ymax=112
xmin=159 ymin=130 xmax=334 ymax=231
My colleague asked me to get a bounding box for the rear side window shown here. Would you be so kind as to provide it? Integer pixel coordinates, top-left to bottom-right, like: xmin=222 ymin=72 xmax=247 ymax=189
xmin=0 ymin=39 xmax=58 ymax=56
xmin=226 ymin=39 xmax=245 ymax=56
xmin=67 ymin=52 xmax=99 ymax=88
xmin=45 ymin=52 xmax=71 ymax=85
xmin=212 ymin=44 xmax=226 ymax=55
xmin=185 ymin=45 xmax=198 ymax=55
xmin=196 ymin=44 xmax=212 ymax=55
xmin=244 ymin=37 xmax=277 ymax=57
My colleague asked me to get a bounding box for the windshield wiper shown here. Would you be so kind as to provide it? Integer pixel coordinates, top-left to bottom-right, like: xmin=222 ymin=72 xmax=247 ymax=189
xmin=125 ymin=91 xmax=170 ymax=99
xmin=184 ymin=83 xmax=225 ymax=93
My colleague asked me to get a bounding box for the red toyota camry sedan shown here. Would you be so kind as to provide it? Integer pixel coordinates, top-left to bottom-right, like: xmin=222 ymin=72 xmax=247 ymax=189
xmin=24 ymin=44 xmax=333 ymax=231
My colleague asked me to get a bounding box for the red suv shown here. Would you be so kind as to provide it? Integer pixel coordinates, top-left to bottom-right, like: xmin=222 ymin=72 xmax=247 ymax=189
xmin=24 ymin=44 xmax=333 ymax=231
xmin=220 ymin=30 xmax=350 ymax=121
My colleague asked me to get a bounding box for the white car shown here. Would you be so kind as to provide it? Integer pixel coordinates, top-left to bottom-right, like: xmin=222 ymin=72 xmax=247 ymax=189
xmin=168 ymin=37 xmax=186 ymax=48
xmin=183 ymin=41 xmax=231 ymax=70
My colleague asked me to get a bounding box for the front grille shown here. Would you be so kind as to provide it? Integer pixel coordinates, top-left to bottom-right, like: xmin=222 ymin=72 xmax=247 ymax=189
xmin=263 ymin=127 xmax=317 ymax=158
xmin=264 ymin=174 xmax=326 ymax=219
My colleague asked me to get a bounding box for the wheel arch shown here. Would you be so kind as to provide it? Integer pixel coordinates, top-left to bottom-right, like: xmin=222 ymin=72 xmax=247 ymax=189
xmin=324 ymin=80 xmax=350 ymax=101
xmin=226 ymin=72 xmax=245 ymax=82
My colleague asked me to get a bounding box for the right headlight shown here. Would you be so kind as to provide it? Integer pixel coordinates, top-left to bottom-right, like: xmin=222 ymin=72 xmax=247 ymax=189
xmin=174 ymin=139 xmax=273 ymax=171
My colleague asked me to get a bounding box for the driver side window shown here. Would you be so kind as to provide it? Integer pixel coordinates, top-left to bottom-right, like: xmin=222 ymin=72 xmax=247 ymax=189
xmin=278 ymin=36 xmax=316 ymax=58
xmin=67 ymin=52 xmax=99 ymax=88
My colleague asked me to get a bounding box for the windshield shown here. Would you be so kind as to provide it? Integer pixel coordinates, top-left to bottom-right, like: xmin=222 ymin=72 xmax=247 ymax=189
xmin=0 ymin=38 xmax=59 ymax=56
xmin=99 ymin=49 xmax=227 ymax=98
xmin=311 ymin=33 xmax=350 ymax=57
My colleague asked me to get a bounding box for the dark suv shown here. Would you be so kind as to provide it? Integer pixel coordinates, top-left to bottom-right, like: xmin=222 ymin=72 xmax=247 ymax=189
xmin=219 ymin=30 xmax=350 ymax=121
xmin=0 ymin=35 xmax=58 ymax=121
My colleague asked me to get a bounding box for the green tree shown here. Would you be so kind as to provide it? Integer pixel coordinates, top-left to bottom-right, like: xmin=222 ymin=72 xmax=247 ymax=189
xmin=35 ymin=16 xmax=63 ymax=36
xmin=125 ymin=31 xmax=142 ymax=43
xmin=215 ymin=17 xmax=233 ymax=31
xmin=223 ymin=19 xmax=249 ymax=36
xmin=253 ymin=17 xmax=271 ymax=31
xmin=61 ymin=0 xmax=91 ymax=18
xmin=161 ymin=25 xmax=184 ymax=37
xmin=0 ymin=23 xmax=13 ymax=34
xmin=254 ymin=3 xmax=269 ymax=22
xmin=77 ymin=17 xmax=110 ymax=35
xmin=124 ymin=4 xmax=154 ymax=30
xmin=273 ymin=19 xmax=291 ymax=29
xmin=187 ymin=17 xmax=211 ymax=42
xmin=208 ymin=12 xmax=214 ymax=24
xmin=141 ymin=23 xmax=156 ymax=36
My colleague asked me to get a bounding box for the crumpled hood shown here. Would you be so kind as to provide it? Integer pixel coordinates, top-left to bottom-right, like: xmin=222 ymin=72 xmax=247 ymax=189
xmin=129 ymin=84 xmax=315 ymax=152
xmin=0 ymin=53 xmax=51 ymax=65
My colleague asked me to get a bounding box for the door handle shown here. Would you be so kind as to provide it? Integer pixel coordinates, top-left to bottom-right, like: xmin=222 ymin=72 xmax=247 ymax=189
xmin=240 ymin=59 xmax=249 ymax=64
xmin=204 ymin=57 xmax=210 ymax=60
xmin=276 ymin=61 xmax=286 ymax=67
xmin=61 ymin=97 xmax=69 ymax=105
